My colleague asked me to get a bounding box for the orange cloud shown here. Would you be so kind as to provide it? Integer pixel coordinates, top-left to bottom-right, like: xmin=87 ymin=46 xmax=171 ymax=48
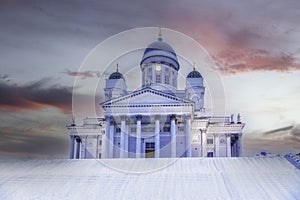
xmin=213 ymin=48 xmax=300 ymax=74
xmin=0 ymin=78 xmax=72 ymax=113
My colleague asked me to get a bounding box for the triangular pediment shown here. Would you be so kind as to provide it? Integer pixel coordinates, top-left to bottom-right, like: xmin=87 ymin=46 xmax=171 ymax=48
xmin=101 ymin=87 xmax=192 ymax=108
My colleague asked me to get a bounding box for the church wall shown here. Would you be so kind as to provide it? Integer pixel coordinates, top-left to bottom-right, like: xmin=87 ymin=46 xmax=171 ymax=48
xmin=176 ymin=135 xmax=186 ymax=157
xmin=160 ymin=135 xmax=171 ymax=158
xmin=128 ymin=136 xmax=137 ymax=158
xmin=113 ymin=135 xmax=120 ymax=158
xmin=191 ymin=143 xmax=201 ymax=157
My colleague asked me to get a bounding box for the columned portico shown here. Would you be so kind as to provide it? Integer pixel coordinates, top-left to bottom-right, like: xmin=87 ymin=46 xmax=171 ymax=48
xmin=125 ymin=119 xmax=130 ymax=158
xmin=237 ymin=134 xmax=242 ymax=157
xmin=104 ymin=116 xmax=110 ymax=158
xmin=109 ymin=118 xmax=115 ymax=158
xmin=215 ymin=134 xmax=220 ymax=157
xmin=201 ymin=129 xmax=206 ymax=157
xmin=185 ymin=116 xmax=191 ymax=157
xmin=120 ymin=116 xmax=126 ymax=158
xmin=155 ymin=116 xmax=160 ymax=158
xmin=70 ymin=135 xmax=75 ymax=159
xmin=75 ymin=137 xmax=81 ymax=159
xmin=226 ymin=134 xmax=231 ymax=157
xmin=136 ymin=115 xmax=142 ymax=158
xmin=170 ymin=115 xmax=176 ymax=158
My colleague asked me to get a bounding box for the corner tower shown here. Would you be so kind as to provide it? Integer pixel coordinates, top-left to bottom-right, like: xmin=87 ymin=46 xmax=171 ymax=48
xmin=104 ymin=65 xmax=127 ymax=101
xmin=186 ymin=66 xmax=205 ymax=112
xmin=140 ymin=31 xmax=180 ymax=89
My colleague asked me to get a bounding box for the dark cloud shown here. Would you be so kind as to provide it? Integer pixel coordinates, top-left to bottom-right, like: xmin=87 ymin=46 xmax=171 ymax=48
xmin=243 ymin=124 xmax=300 ymax=156
xmin=264 ymin=125 xmax=294 ymax=135
xmin=0 ymin=128 xmax=69 ymax=158
xmin=0 ymin=78 xmax=72 ymax=113
xmin=63 ymin=70 xmax=100 ymax=79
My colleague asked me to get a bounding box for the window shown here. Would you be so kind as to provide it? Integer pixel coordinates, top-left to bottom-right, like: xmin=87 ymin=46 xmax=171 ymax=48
xmin=148 ymin=68 xmax=152 ymax=82
xmin=99 ymin=140 xmax=102 ymax=145
xmin=148 ymin=75 xmax=152 ymax=82
xmin=146 ymin=142 xmax=155 ymax=149
xmin=207 ymin=139 xmax=213 ymax=144
xmin=99 ymin=153 xmax=101 ymax=158
xmin=116 ymin=127 xmax=121 ymax=133
xmin=156 ymin=74 xmax=161 ymax=83
xmin=165 ymin=76 xmax=169 ymax=84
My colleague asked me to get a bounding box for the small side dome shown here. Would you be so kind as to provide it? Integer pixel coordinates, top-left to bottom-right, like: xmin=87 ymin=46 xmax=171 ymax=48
xmin=187 ymin=69 xmax=202 ymax=78
xmin=109 ymin=71 xmax=124 ymax=79
xmin=109 ymin=64 xmax=124 ymax=79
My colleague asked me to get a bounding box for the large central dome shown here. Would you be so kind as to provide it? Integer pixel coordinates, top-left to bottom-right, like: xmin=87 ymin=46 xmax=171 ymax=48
xmin=144 ymin=38 xmax=176 ymax=55
xmin=140 ymin=38 xmax=179 ymax=71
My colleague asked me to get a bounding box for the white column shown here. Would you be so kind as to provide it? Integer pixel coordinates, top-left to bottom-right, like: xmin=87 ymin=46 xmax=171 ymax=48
xmin=125 ymin=120 xmax=129 ymax=158
xmin=238 ymin=134 xmax=242 ymax=157
xmin=155 ymin=116 xmax=160 ymax=158
xmin=232 ymin=140 xmax=236 ymax=157
xmin=76 ymin=137 xmax=81 ymax=159
xmin=70 ymin=135 xmax=75 ymax=159
xmin=109 ymin=121 xmax=115 ymax=158
xmin=96 ymin=135 xmax=99 ymax=158
xmin=215 ymin=134 xmax=220 ymax=157
xmin=104 ymin=116 xmax=110 ymax=158
xmin=136 ymin=115 xmax=142 ymax=158
xmin=201 ymin=130 xmax=207 ymax=157
xmin=226 ymin=134 xmax=231 ymax=157
xmin=170 ymin=115 xmax=176 ymax=158
xmin=120 ymin=117 xmax=126 ymax=158
xmin=185 ymin=116 xmax=191 ymax=157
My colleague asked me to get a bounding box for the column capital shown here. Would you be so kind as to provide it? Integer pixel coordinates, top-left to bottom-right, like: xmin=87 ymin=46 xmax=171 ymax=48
xmin=120 ymin=115 xmax=127 ymax=121
xmin=110 ymin=117 xmax=116 ymax=124
xmin=75 ymin=136 xmax=81 ymax=143
xmin=155 ymin=115 xmax=161 ymax=120
xmin=136 ymin=115 xmax=142 ymax=120
xmin=213 ymin=133 xmax=219 ymax=137
xmin=184 ymin=114 xmax=192 ymax=119
xmin=225 ymin=133 xmax=232 ymax=137
xmin=170 ymin=114 xmax=176 ymax=120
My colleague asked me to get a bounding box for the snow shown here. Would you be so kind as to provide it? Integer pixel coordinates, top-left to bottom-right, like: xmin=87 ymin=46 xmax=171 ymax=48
xmin=0 ymin=157 xmax=299 ymax=199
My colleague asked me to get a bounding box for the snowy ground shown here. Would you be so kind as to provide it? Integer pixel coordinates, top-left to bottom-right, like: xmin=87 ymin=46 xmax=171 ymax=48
xmin=0 ymin=157 xmax=299 ymax=199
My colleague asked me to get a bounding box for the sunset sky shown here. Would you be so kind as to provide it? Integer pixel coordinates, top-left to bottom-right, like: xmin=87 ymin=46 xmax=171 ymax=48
xmin=0 ymin=0 xmax=300 ymax=158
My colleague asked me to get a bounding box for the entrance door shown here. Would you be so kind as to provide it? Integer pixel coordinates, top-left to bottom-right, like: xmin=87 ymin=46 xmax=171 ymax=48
xmin=207 ymin=152 xmax=214 ymax=157
xmin=145 ymin=142 xmax=155 ymax=158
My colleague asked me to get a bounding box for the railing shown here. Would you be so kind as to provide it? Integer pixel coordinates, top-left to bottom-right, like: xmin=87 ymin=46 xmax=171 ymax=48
xmin=208 ymin=117 xmax=230 ymax=124
xmin=285 ymin=153 xmax=300 ymax=169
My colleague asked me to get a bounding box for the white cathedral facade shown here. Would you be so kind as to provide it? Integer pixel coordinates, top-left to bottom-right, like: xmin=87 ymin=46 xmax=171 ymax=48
xmin=67 ymin=34 xmax=245 ymax=159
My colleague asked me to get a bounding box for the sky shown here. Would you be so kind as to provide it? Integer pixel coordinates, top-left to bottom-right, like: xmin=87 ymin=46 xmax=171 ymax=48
xmin=0 ymin=0 xmax=300 ymax=158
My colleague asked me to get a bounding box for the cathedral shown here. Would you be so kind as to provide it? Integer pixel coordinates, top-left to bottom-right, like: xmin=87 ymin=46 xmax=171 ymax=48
xmin=67 ymin=33 xmax=245 ymax=159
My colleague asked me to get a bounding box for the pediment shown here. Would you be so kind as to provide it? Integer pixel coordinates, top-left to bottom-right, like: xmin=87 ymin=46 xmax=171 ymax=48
xmin=101 ymin=87 xmax=192 ymax=108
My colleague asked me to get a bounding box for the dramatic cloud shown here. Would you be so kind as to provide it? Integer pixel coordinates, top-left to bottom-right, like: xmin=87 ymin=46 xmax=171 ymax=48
xmin=63 ymin=70 xmax=100 ymax=79
xmin=243 ymin=124 xmax=300 ymax=156
xmin=0 ymin=78 xmax=72 ymax=113
xmin=0 ymin=128 xmax=69 ymax=158
xmin=213 ymin=49 xmax=300 ymax=74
